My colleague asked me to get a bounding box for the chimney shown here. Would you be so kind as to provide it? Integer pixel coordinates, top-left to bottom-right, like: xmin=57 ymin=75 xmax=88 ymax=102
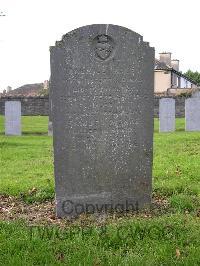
xmin=6 ymin=86 xmax=12 ymax=93
xmin=43 ymin=80 xmax=49 ymax=90
xmin=159 ymin=52 xmax=171 ymax=66
xmin=171 ymin=59 xmax=179 ymax=71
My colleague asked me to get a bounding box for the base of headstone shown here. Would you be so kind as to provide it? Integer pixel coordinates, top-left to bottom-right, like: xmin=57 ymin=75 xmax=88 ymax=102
xmin=56 ymin=194 xmax=151 ymax=217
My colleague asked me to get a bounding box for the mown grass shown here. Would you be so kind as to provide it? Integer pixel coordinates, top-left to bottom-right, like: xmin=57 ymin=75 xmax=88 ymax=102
xmin=0 ymin=116 xmax=199 ymax=205
xmin=0 ymin=115 xmax=200 ymax=265
xmin=0 ymin=115 xmax=54 ymax=202
xmin=0 ymin=115 xmax=48 ymax=135
xmin=0 ymin=214 xmax=199 ymax=265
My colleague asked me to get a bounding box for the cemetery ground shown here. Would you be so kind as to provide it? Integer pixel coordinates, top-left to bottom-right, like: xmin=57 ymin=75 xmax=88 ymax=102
xmin=0 ymin=115 xmax=199 ymax=265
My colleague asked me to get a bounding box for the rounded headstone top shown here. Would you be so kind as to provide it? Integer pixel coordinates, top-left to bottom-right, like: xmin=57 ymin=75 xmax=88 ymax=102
xmin=52 ymin=24 xmax=154 ymax=50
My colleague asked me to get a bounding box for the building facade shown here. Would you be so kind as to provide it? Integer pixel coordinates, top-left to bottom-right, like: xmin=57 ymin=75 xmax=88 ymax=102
xmin=154 ymin=52 xmax=198 ymax=94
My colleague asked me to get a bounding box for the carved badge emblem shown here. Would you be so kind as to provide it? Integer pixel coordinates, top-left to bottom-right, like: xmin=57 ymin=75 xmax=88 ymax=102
xmin=94 ymin=35 xmax=114 ymax=60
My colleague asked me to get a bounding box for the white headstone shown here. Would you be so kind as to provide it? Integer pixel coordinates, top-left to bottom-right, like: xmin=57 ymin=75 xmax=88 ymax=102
xmin=159 ymin=98 xmax=175 ymax=132
xmin=185 ymin=98 xmax=200 ymax=131
xmin=5 ymin=101 xmax=21 ymax=135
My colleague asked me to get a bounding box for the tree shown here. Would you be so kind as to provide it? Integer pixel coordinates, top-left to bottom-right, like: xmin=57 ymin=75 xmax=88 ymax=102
xmin=184 ymin=70 xmax=200 ymax=86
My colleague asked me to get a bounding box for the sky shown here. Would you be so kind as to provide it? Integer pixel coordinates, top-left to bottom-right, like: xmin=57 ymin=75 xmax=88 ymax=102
xmin=0 ymin=0 xmax=199 ymax=91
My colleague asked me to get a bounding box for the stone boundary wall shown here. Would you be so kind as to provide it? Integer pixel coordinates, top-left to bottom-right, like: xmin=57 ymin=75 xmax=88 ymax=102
xmin=154 ymin=96 xmax=185 ymax=118
xmin=0 ymin=96 xmax=49 ymax=116
xmin=0 ymin=96 xmax=186 ymax=117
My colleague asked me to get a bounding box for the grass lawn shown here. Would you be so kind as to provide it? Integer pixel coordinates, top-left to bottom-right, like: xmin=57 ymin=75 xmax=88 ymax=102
xmin=0 ymin=115 xmax=200 ymax=265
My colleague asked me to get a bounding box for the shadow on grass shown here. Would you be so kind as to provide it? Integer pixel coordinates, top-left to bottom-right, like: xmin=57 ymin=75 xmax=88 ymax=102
xmin=0 ymin=132 xmax=49 ymax=136
xmin=0 ymin=141 xmax=45 ymax=147
xmin=23 ymin=132 xmax=48 ymax=136
xmin=176 ymin=128 xmax=185 ymax=132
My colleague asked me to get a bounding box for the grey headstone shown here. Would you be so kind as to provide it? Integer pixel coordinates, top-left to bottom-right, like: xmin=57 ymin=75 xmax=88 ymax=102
xmin=48 ymin=120 xmax=53 ymax=136
xmin=50 ymin=24 xmax=154 ymax=217
xmin=48 ymin=79 xmax=53 ymax=136
xmin=5 ymin=101 xmax=21 ymax=136
xmin=185 ymin=98 xmax=200 ymax=131
xmin=159 ymin=98 xmax=175 ymax=132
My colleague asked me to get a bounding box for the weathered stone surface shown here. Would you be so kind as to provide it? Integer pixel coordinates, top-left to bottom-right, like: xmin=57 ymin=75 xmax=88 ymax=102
xmin=50 ymin=24 xmax=154 ymax=217
xmin=159 ymin=98 xmax=175 ymax=132
xmin=5 ymin=101 xmax=21 ymax=135
xmin=48 ymin=84 xmax=53 ymax=136
xmin=185 ymin=98 xmax=200 ymax=131
xmin=48 ymin=120 xmax=53 ymax=136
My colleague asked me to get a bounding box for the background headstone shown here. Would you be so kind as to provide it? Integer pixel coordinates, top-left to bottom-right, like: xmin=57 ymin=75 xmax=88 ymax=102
xmin=185 ymin=98 xmax=200 ymax=131
xmin=50 ymin=24 xmax=154 ymax=217
xmin=48 ymin=120 xmax=53 ymax=136
xmin=48 ymin=80 xmax=53 ymax=136
xmin=159 ymin=98 xmax=175 ymax=132
xmin=5 ymin=101 xmax=21 ymax=135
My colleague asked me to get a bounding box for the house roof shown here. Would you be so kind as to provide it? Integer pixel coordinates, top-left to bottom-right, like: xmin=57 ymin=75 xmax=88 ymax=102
xmin=155 ymin=59 xmax=171 ymax=70
xmin=155 ymin=59 xmax=198 ymax=85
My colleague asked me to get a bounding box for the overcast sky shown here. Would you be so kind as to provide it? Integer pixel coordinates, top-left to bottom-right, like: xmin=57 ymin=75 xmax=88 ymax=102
xmin=0 ymin=0 xmax=199 ymax=91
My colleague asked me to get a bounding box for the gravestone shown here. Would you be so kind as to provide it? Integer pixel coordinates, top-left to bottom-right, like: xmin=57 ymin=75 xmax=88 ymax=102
xmin=48 ymin=80 xmax=53 ymax=136
xmin=159 ymin=98 xmax=175 ymax=132
xmin=5 ymin=101 xmax=21 ymax=136
xmin=185 ymin=98 xmax=200 ymax=131
xmin=50 ymin=24 xmax=154 ymax=217
xmin=48 ymin=120 xmax=53 ymax=136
